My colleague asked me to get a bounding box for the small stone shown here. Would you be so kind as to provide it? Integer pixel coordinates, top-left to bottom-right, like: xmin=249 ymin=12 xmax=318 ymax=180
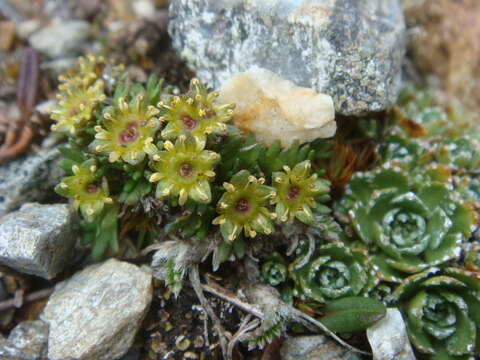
xmin=367 ymin=308 xmax=416 ymax=360
xmin=0 ymin=21 xmax=16 ymax=50
xmin=16 ymin=20 xmax=42 ymax=40
xmin=0 ymin=320 xmax=49 ymax=360
xmin=280 ymin=335 xmax=360 ymax=360
xmin=169 ymin=0 xmax=406 ymax=116
xmin=0 ymin=203 xmax=76 ymax=279
xmin=219 ymin=67 xmax=335 ymax=148
xmin=41 ymin=259 xmax=153 ymax=360
xmin=0 ymin=147 xmax=64 ymax=217
xmin=132 ymin=0 xmax=157 ymax=20
xmin=29 ymin=19 xmax=89 ymax=58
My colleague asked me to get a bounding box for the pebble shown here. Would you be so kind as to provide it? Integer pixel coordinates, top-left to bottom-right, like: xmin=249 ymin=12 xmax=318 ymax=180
xmin=0 ymin=203 xmax=76 ymax=279
xmin=367 ymin=308 xmax=416 ymax=360
xmin=41 ymin=259 xmax=153 ymax=360
xmin=169 ymin=0 xmax=406 ymax=116
xmin=28 ymin=19 xmax=89 ymax=58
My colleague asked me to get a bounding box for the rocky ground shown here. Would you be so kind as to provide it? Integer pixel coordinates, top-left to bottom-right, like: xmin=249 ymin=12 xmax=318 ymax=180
xmin=0 ymin=0 xmax=478 ymax=359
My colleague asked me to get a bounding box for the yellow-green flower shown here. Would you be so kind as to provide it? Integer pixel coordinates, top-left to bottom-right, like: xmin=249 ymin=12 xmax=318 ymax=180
xmin=213 ymin=170 xmax=276 ymax=241
xmin=148 ymin=135 xmax=220 ymax=205
xmin=273 ymin=161 xmax=330 ymax=224
xmin=55 ymin=159 xmax=113 ymax=221
xmin=50 ymin=79 xmax=106 ymax=135
xmin=90 ymin=94 xmax=161 ymax=165
xmin=159 ymin=78 xmax=234 ymax=142
xmin=58 ymin=54 xmax=106 ymax=87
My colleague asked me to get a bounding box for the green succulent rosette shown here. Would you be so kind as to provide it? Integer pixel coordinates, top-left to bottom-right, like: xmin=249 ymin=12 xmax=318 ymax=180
xmin=55 ymin=159 xmax=113 ymax=221
xmin=90 ymin=94 xmax=161 ymax=165
xmin=393 ymin=267 xmax=480 ymax=359
xmin=272 ymin=160 xmax=330 ymax=225
xmin=261 ymin=253 xmax=288 ymax=286
xmin=159 ymin=78 xmax=234 ymax=143
xmin=436 ymin=137 xmax=480 ymax=171
xmin=148 ymin=135 xmax=220 ymax=205
xmin=289 ymin=240 xmax=377 ymax=303
xmin=342 ymin=166 xmax=474 ymax=282
xmin=213 ymin=170 xmax=276 ymax=241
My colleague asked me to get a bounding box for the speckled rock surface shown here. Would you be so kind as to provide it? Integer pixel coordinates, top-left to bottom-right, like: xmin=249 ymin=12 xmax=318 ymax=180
xmin=367 ymin=308 xmax=416 ymax=360
xmin=169 ymin=0 xmax=406 ymax=116
xmin=280 ymin=335 xmax=360 ymax=360
xmin=0 ymin=147 xmax=63 ymax=217
xmin=0 ymin=203 xmax=76 ymax=279
xmin=0 ymin=320 xmax=49 ymax=360
xmin=41 ymin=259 xmax=153 ymax=360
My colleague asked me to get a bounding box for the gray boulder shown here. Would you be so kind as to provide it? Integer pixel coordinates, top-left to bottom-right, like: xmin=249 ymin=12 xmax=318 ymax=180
xmin=0 ymin=147 xmax=63 ymax=217
xmin=41 ymin=259 xmax=153 ymax=360
xmin=168 ymin=0 xmax=406 ymax=116
xmin=0 ymin=203 xmax=76 ymax=279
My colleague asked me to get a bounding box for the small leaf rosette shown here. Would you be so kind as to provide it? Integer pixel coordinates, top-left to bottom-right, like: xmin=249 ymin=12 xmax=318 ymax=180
xmin=159 ymin=78 xmax=234 ymax=142
xmin=90 ymin=94 xmax=161 ymax=164
xmin=261 ymin=253 xmax=288 ymax=286
xmin=273 ymin=160 xmax=330 ymax=224
xmin=55 ymin=159 xmax=113 ymax=221
xmin=393 ymin=267 xmax=480 ymax=359
xmin=344 ymin=166 xmax=474 ymax=282
xmin=289 ymin=240 xmax=377 ymax=303
xmin=213 ymin=170 xmax=276 ymax=241
xmin=148 ymin=135 xmax=220 ymax=205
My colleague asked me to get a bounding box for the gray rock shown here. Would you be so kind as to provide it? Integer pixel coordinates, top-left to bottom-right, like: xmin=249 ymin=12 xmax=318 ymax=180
xmin=168 ymin=0 xmax=406 ymax=116
xmin=29 ymin=19 xmax=89 ymax=58
xmin=367 ymin=308 xmax=416 ymax=360
xmin=41 ymin=259 xmax=153 ymax=360
xmin=0 ymin=320 xmax=49 ymax=360
xmin=0 ymin=203 xmax=76 ymax=279
xmin=0 ymin=147 xmax=64 ymax=217
xmin=280 ymin=335 xmax=360 ymax=360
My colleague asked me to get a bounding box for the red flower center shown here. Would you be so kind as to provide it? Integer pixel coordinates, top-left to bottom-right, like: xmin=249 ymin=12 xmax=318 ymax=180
xmin=86 ymin=183 xmax=99 ymax=194
xmin=235 ymin=199 xmax=250 ymax=213
xmin=179 ymin=162 xmax=193 ymax=178
xmin=119 ymin=122 xmax=139 ymax=144
xmin=287 ymin=185 xmax=301 ymax=201
xmin=181 ymin=115 xmax=198 ymax=130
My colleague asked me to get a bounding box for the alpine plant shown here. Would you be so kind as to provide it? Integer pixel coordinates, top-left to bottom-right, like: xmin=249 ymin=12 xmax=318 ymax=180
xmin=50 ymin=56 xmax=480 ymax=357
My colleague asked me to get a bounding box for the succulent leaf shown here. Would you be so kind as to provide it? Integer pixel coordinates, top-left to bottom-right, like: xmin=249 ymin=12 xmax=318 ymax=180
xmin=320 ymin=296 xmax=386 ymax=333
